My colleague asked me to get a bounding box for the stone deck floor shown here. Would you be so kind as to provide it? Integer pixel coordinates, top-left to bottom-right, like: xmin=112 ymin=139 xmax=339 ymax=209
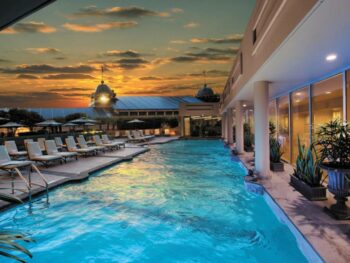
xmin=238 ymin=151 xmax=350 ymax=263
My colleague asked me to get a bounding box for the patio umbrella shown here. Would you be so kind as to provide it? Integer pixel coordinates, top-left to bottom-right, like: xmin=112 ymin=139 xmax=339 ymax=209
xmin=127 ymin=119 xmax=145 ymax=130
xmin=36 ymin=120 xmax=62 ymax=133
xmin=62 ymin=122 xmax=77 ymax=127
xmin=127 ymin=119 xmax=144 ymax=124
xmin=0 ymin=122 xmax=24 ymax=128
xmin=0 ymin=122 xmax=25 ymax=137
xmin=71 ymin=118 xmax=98 ymax=124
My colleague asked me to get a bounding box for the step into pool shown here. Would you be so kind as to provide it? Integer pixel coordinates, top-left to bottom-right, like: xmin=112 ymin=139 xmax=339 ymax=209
xmin=0 ymin=140 xmax=309 ymax=262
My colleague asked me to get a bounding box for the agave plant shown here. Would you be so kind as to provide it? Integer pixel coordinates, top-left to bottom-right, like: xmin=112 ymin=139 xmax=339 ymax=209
xmin=0 ymin=193 xmax=33 ymax=263
xmin=270 ymin=138 xmax=283 ymax=163
xmin=294 ymin=136 xmax=324 ymax=187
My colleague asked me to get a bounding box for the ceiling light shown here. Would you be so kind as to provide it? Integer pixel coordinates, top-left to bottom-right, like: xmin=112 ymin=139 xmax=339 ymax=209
xmin=295 ymin=100 xmax=300 ymax=103
xmin=326 ymin=53 xmax=337 ymax=62
xmin=296 ymin=92 xmax=301 ymax=96
xmin=243 ymin=104 xmax=247 ymax=107
xmin=326 ymin=91 xmax=332 ymax=94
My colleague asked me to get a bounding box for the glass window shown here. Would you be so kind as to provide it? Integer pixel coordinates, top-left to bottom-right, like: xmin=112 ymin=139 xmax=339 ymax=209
xmin=269 ymin=100 xmax=277 ymax=137
xmin=291 ymin=87 xmax=310 ymax=163
xmin=277 ymin=95 xmax=290 ymax=162
xmin=312 ymin=74 xmax=343 ymax=138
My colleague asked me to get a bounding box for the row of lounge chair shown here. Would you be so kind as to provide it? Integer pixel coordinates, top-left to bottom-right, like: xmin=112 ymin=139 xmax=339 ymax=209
xmin=0 ymin=134 xmax=125 ymax=200
xmin=126 ymin=130 xmax=155 ymax=142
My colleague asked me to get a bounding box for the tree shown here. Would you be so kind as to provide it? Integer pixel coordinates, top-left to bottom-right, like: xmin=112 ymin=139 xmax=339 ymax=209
xmin=8 ymin=109 xmax=44 ymax=130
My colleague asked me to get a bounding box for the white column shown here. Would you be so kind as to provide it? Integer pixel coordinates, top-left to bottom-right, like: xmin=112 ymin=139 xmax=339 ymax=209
xmin=235 ymin=101 xmax=244 ymax=154
xmin=221 ymin=112 xmax=226 ymax=140
xmin=254 ymin=81 xmax=270 ymax=178
xmin=227 ymin=108 xmax=233 ymax=144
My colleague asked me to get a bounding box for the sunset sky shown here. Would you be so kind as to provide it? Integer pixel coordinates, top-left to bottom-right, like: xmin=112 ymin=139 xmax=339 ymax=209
xmin=0 ymin=0 xmax=255 ymax=108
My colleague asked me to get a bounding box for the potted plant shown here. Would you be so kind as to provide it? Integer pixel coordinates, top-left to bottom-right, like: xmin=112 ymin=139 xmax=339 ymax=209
xmin=290 ymin=136 xmax=326 ymax=200
xmin=269 ymin=121 xmax=284 ymax=171
xmin=244 ymin=123 xmax=254 ymax=152
xmin=270 ymin=137 xmax=284 ymax=171
xmin=316 ymin=120 xmax=350 ymax=220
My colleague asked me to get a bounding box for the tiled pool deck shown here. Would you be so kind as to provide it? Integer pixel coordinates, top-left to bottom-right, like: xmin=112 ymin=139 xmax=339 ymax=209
xmin=0 ymin=137 xmax=177 ymax=210
xmin=237 ymin=150 xmax=350 ymax=263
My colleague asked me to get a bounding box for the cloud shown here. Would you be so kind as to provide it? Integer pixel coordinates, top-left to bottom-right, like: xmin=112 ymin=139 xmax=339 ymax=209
xmin=139 ymin=76 xmax=163 ymax=81
xmin=73 ymin=6 xmax=170 ymax=19
xmin=102 ymin=50 xmax=141 ymax=58
xmin=26 ymin=47 xmax=61 ymax=54
xmin=55 ymin=57 xmax=66 ymax=60
xmin=63 ymin=21 xmax=137 ymax=32
xmin=191 ymin=34 xmax=243 ymax=44
xmin=184 ymin=22 xmax=200 ymax=29
xmin=16 ymin=74 xmax=39 ymax=79
xmin=170 ymin=40 xmax=187 ymax=45
xmin=49 ymin=87 xmax=90 ymax=92
xmin=0 ymin=58 xmax=11 ymax=63
xmin=187 ymin=70 xmax=229 ymax=77
xmin=0 ymin=91 xmax=64 ymax=106
xmin=2 ymin=21 xmax=56 ymax=34
xmin=171 ymin=8 xmax=184 ymax=14
xmin=1 ymin=64 xmax=95 ymax=74
xmin=114 ymin=58 xmax=149 ymax=70
xmin=42 ymin=73 xmax=95 ymax=80
xmin=170 ymin=47 xmax=237 ymax=63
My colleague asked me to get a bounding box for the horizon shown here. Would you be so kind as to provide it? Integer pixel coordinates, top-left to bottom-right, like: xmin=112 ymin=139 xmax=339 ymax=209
xmin=0 ymin=0 xmax=255 ymax=108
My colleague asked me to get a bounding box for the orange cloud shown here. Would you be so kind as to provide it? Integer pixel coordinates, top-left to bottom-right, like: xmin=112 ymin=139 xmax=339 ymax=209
xmin=1 ymin=21 xmax=56 ymax=34
xmin=63 ymin=21 xmax=137 ymax=32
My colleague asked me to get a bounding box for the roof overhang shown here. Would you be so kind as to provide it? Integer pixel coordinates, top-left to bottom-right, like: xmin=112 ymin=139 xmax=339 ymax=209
xmin=225 ymin=0 xmax=350 ymax=109
xmin=0 ymin=0 xmax=56 ymax=31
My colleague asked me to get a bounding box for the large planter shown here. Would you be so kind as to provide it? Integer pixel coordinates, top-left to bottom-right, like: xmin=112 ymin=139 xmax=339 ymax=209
xmin=322 ymin=166 xmax=350 ymax=220
xmin=290 ymin=175 xmax=327 ymax=201
xmin=270 ymin=162 xmax=284 ymax=172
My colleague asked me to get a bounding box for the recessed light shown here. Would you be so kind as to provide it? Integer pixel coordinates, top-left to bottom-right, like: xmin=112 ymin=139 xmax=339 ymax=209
xmin=326 ymin=53 xmax=337 ymax=62
xmin=295 ymin=100 xmax=300 ymax=103
xmin=326 ymin=91 xmax=332 ymax=94
xmin=243 ymin=104 xmax=247 ymax=107
xmin=296 ymin=92 xmax=301 ymax=96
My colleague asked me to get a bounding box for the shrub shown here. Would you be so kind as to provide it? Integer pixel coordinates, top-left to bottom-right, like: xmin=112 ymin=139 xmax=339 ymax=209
xmin=294 ymin=136 xmax=323 ymax=187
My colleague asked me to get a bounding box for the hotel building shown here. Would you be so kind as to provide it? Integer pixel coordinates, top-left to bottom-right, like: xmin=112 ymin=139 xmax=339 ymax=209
xmin=221 ymin=0 xmax=350 ymax=177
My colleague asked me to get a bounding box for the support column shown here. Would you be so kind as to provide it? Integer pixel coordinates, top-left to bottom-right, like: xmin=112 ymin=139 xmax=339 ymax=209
xmin=221 ymin=112 xmax=226 ymax=140
xmin=235 ymin=101 xmax=244 ymax=154
xmin=227 ymin=108 xmax=233 ymax=144
xmin=254 ymin=81 xmax=270 ymax=178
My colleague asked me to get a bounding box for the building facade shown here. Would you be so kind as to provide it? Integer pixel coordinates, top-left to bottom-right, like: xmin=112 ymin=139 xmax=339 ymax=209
xmin=221 ymin=0 xmax=350 ymax=177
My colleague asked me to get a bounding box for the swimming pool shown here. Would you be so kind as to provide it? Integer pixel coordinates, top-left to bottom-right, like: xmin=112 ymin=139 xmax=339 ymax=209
xmin=0 ymin=140 xmax=308 ymax=262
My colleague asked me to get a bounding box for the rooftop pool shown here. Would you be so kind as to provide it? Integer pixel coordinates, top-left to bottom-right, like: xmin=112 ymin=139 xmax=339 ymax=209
xmin=0 ymin=140 xmax=308 ymax=262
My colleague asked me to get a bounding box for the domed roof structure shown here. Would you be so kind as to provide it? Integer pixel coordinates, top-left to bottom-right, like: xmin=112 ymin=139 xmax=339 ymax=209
xmin=196 ymin=84 xmax=215 ymax=98
xmin=91 ymin=81 xmax=117 ymax=108
xmin=95 ymin=81 xmax=115 ymax=96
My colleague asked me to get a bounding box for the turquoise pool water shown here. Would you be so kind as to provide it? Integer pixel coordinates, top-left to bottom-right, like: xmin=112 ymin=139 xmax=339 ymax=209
xmin=0 ymin=140 xmax=307 ymax=262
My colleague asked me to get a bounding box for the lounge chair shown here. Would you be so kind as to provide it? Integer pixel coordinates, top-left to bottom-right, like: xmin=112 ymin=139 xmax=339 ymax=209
xmin=139 ymin=130 xmax=155 ymax=140
xmin=4 ymin=141 xmax=27 ymax=159
xmin=65 ymin=137 xmax=96 ymax=157
xmin=54 ymin=137 xmax=66 ymax=149
xmin=37 ymin=138 xmax=46 ymax=151
xmin=93 ymin=135 xmax=117 ymax=151
xmin=126 ymin=130 xmax=144 ymax=143
xmin=23 ymin=139 xmax=33 ymax=150
xmin=0 ymin=146 xmax=48 ymax=196
xmin=27 ymin=142 xmax=62 ymax=167
xmin=45 ymin=140 xmax=78 ymax=163
xmin=132 ymin=130 xmax=150 ymax=141
xmin=77 ymin=135 xmax=105 ymax=153
xmin=101 ymin=134 xmax=125 ymax=148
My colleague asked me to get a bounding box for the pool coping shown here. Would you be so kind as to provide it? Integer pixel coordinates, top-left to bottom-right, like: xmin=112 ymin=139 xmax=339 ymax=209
xmin=236 ymin=160 xmax=325 ymax=263
xmin=0 ymin=147 xmax=150 ymax=212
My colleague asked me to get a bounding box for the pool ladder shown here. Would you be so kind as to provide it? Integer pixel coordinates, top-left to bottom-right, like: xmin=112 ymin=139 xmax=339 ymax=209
xmin=0 ymin=164 xmax=49 ymax=205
